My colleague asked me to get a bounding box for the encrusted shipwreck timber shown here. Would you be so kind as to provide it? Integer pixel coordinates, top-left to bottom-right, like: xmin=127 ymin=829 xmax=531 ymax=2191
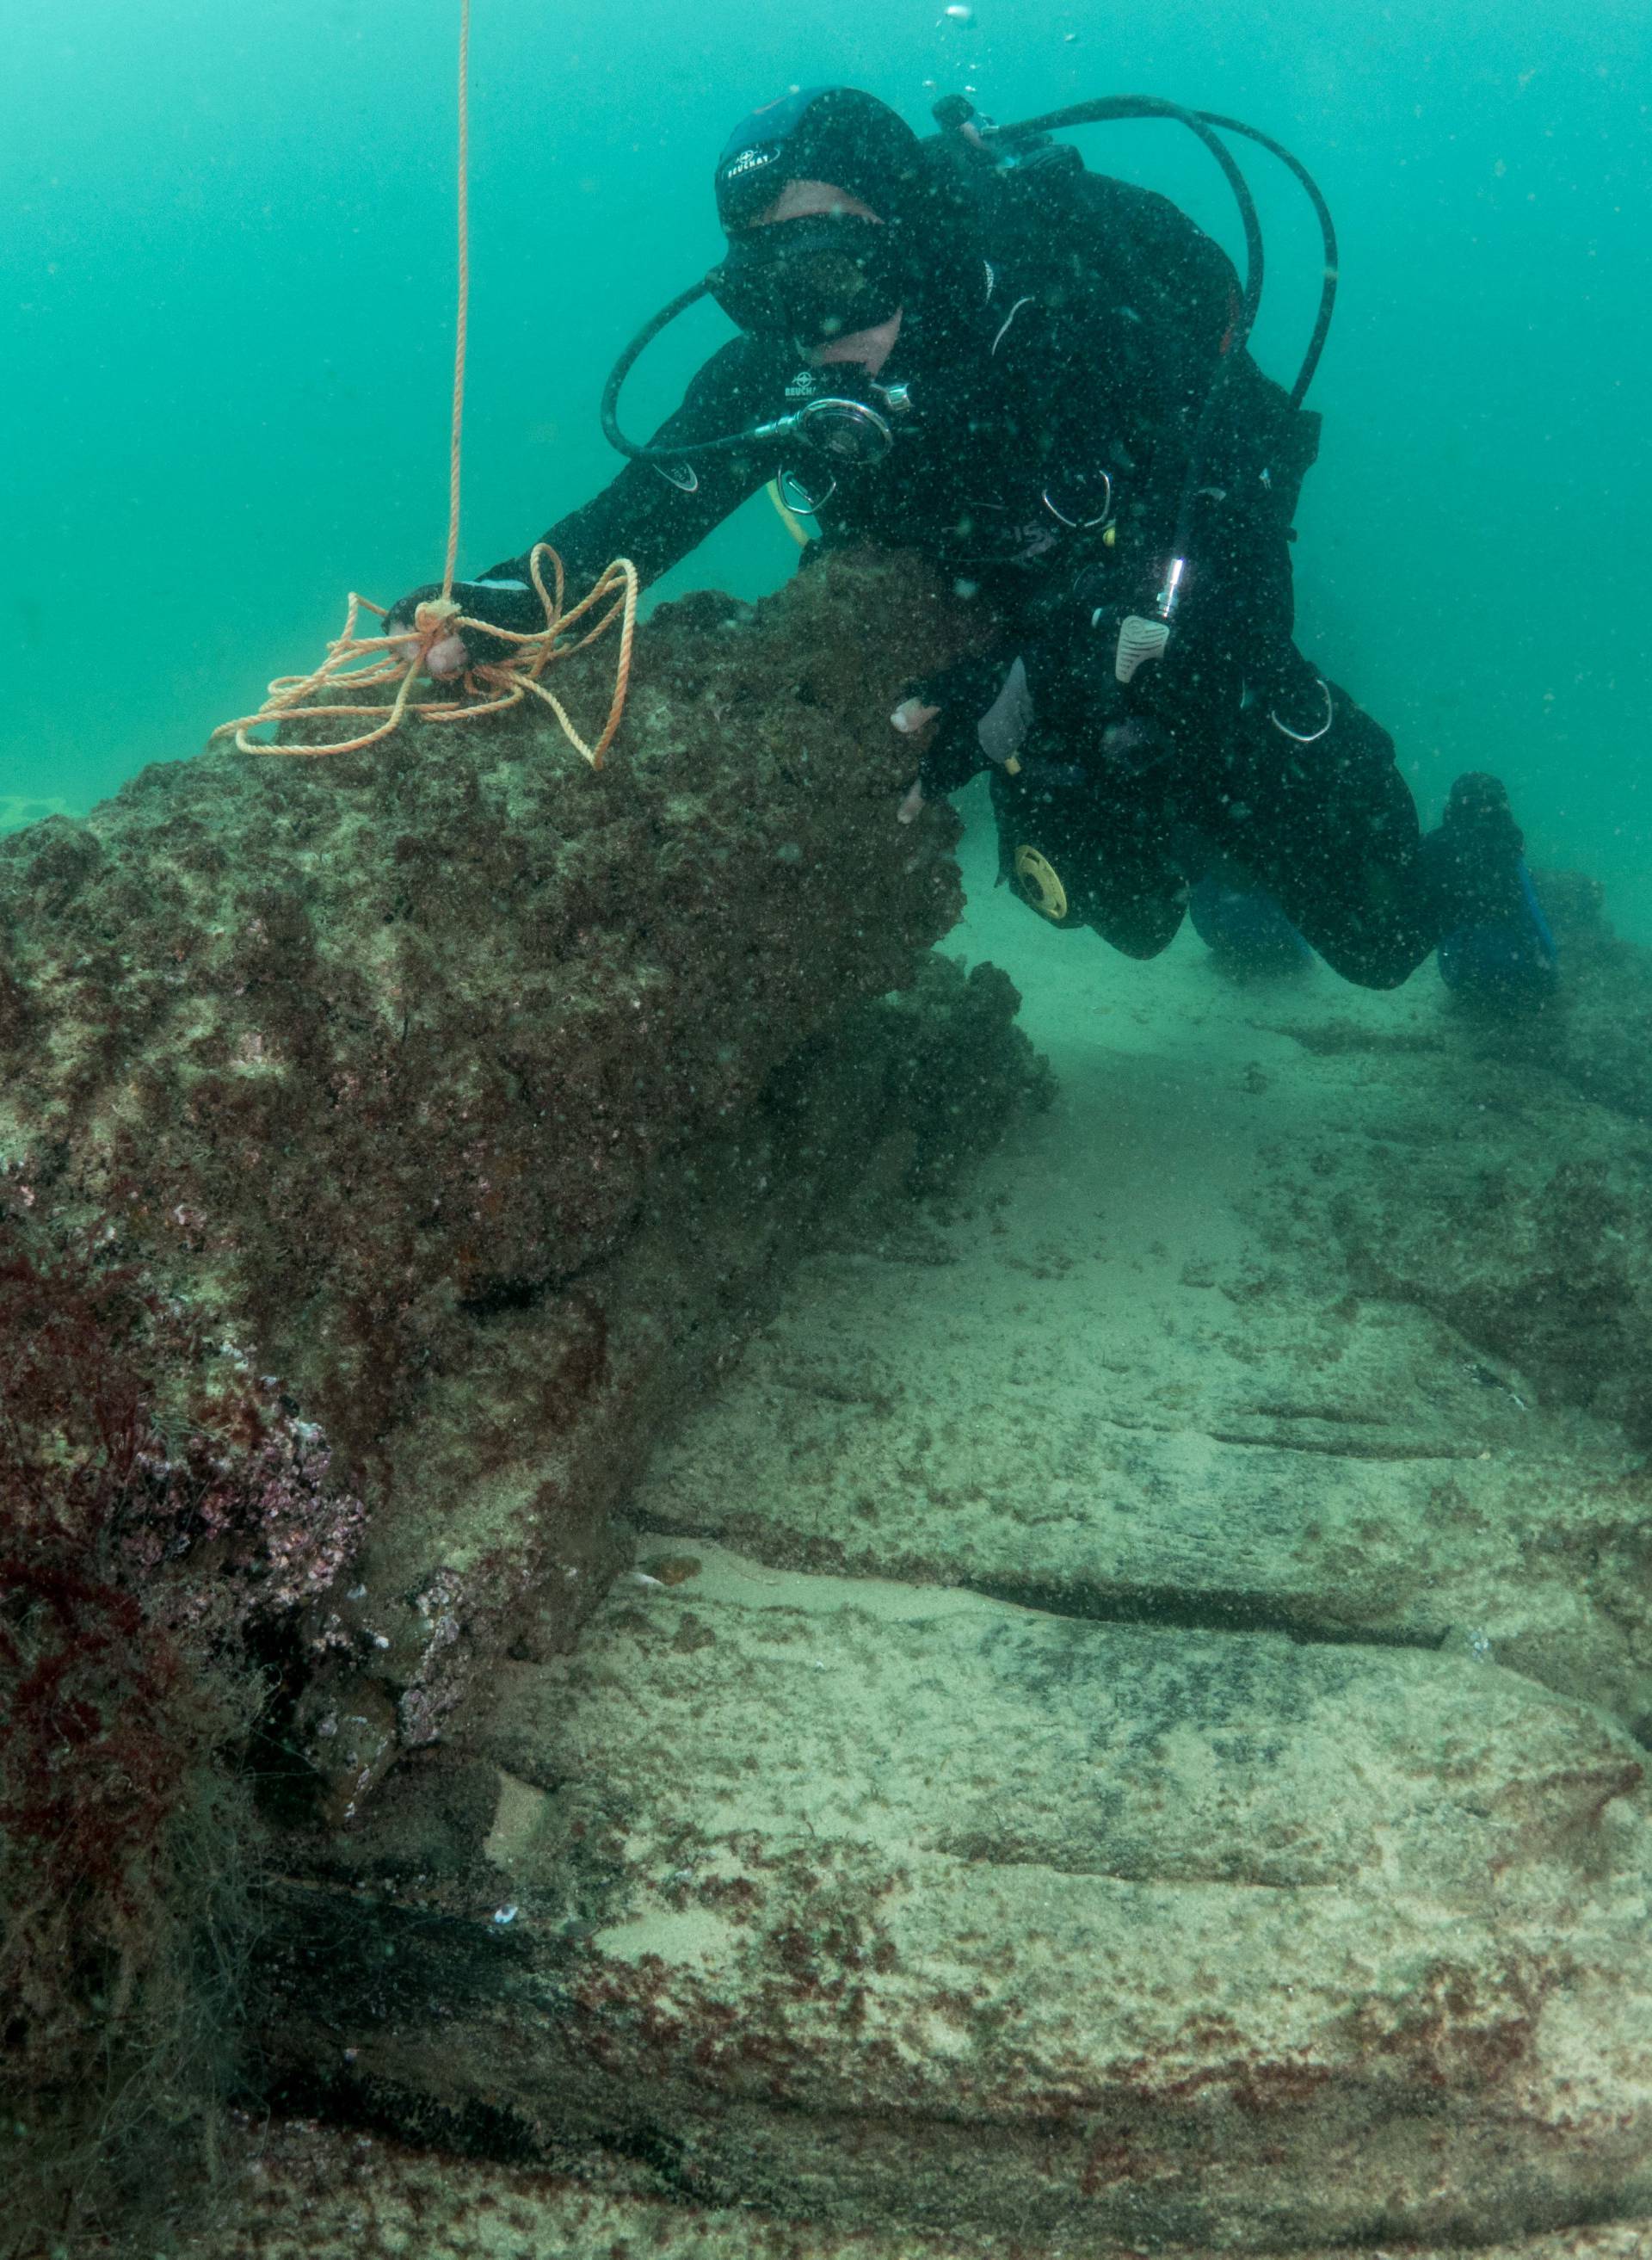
xmin=0 ymin=555 xmax=1023 ymax=1781
xmin=0 ymin=553 xmax=1047 ymax=2243
xmin=9 ymin=549 xmax=1652 ymax=2258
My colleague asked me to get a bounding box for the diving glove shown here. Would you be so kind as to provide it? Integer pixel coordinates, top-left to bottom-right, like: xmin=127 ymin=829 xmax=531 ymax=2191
xmin=894 ymin=653 xmax=1033 ymax=800
xmin=385 ymin=565 xmax=548 ymax=670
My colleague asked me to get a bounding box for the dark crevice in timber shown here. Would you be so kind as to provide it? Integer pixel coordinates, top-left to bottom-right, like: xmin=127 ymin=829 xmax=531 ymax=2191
xmin=257 ymin=2061 xmax=550 ymax=2170
xmin=957 ymin=1573 xmax=1447 ymax=1652
xmin=1202 ymin=1429 xmax=1487 ymax=1462
xmin=626 ymin=1511 xmax=1449 ymax=1652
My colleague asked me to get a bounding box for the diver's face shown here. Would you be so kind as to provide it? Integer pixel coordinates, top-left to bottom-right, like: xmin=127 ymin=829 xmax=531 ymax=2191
xmin=748 ymin=179 xmax=904 ymax=374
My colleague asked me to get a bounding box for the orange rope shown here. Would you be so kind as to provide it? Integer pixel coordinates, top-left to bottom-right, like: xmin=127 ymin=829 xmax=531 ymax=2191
xmin=217 ymin=0 xmax=638 ymax=769
xmin=442 ymin=0 xmax=470 ymax=602
xmin=214 ymin=545 xmax=638 ymax=768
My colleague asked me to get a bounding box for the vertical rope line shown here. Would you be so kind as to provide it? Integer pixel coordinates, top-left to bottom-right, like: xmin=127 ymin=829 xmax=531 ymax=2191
xmin=441 ymin=0 xmax=472 ymax=602
xmin=218 ymin=0 xmax=638 ymax=766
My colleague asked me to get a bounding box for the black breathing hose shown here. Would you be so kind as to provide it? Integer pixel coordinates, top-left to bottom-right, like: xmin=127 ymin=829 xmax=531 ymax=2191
xmin=601 ymin=279 xmax=715 ymax=462
xmin=1195 ymin=110 xmax=1339 ymax=409
xmin=599 ymin=276 xmax=809 ymax=463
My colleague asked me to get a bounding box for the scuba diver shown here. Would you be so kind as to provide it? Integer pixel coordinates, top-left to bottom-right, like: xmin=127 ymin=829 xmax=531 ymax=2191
xmin=390 ymin=84 xmax=1557 ymax=1005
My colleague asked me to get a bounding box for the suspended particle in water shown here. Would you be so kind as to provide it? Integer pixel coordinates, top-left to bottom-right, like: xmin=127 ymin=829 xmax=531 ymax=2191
xmin=943 ymin=3 xmax=975 ymax=21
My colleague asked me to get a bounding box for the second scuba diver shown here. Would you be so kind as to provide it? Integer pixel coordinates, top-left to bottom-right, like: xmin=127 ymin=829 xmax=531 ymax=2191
xmin=390 ymin=84 xmax=1559 ymax=1005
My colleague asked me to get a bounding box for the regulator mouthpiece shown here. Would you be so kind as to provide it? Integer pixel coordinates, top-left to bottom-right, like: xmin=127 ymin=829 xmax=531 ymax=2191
xmin=780 ymin=394 xmax=897 ymax=464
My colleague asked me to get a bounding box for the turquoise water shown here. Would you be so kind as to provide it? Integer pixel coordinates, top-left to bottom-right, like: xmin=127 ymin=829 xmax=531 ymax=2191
xmin=4 ymin=0 xmax=1649 ymax=929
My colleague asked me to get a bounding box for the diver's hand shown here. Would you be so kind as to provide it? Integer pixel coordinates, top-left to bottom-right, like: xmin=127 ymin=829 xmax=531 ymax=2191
xmin=891 ymin=698 xmax=942 ymax=736
xmin=385 ymin=571 xmax=546 ymax=678
xmin=890 ymin=654 xmax=1032 ymax=822
xmin=891 ymin=698 xmax=940 ymax=824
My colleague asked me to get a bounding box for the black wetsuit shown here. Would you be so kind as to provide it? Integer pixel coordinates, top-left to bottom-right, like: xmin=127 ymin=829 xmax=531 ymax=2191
xmin=506 ymin=166 xmax=1446 ymax=988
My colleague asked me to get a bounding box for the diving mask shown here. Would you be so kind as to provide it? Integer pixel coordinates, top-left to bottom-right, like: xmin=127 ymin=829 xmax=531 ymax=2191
xmin=710 ymin=213 xmax=908 ymax=343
